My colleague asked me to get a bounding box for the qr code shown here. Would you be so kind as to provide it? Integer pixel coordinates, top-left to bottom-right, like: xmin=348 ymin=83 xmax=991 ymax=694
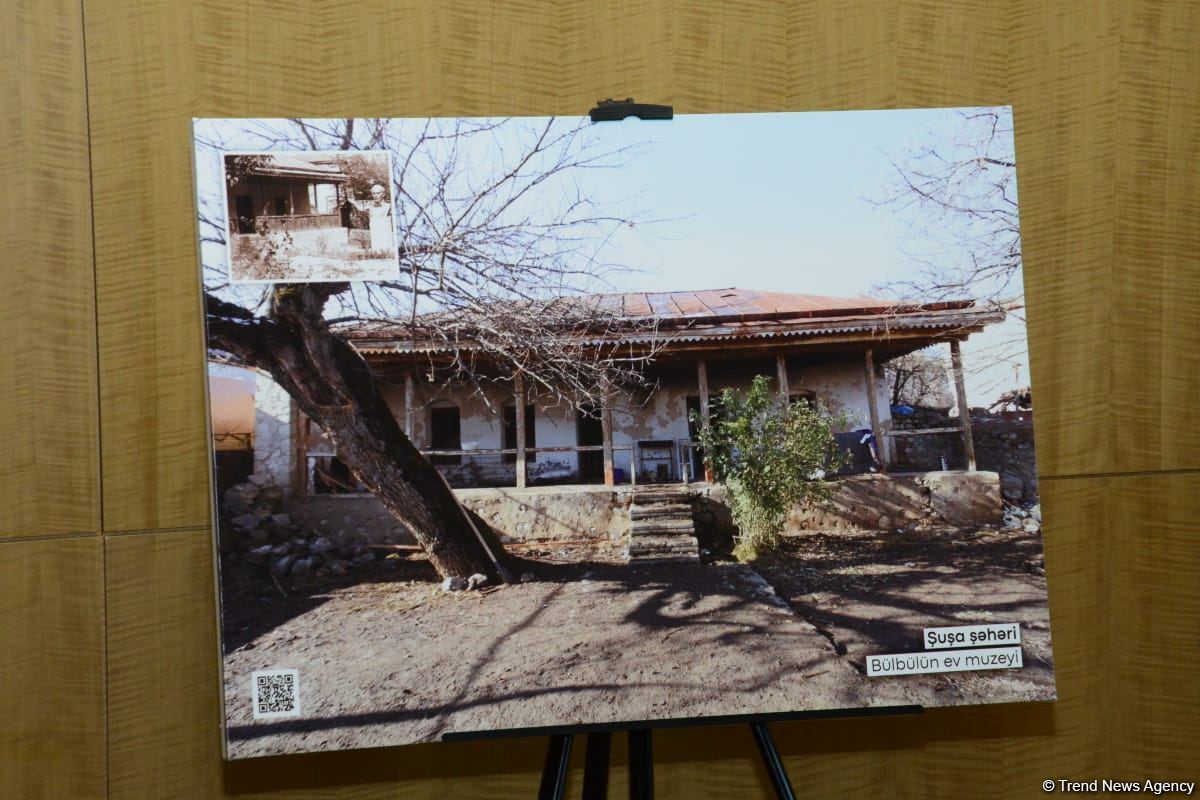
xmin=251 ymin=669 xmax=301 ymax=720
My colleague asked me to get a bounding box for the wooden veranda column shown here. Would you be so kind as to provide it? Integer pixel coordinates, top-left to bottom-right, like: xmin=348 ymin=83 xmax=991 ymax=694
xmin=697 ymin=358 xmax=714 ymax=482
xmin=949 ymin=339 xmax=977 ymax=471
xmin=403 ymin=372 xmax=415 ymax=439
xmin=776 ymin=354 xmax=790 ymax=399
xmin=514 ymin=373 xmax=527 ymax=488
xmin=697 ymin=359 xmax=711 ymax=429
xmin=600 ymin=392 xmax=614 ymax=487
xmin=863 ymin=348 xmax=887 ymax=472
xmin=292 ymin=407 xmax=309 ymax=498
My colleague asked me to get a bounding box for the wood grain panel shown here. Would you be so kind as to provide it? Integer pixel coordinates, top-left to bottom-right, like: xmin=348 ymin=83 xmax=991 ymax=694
xmin=105 ymin=531 xmax=222 ymax=798
xmin=559 ymin=0 xmax=673 ymax=113
xmin=673 ymin=1 xmax=789 ymax=114
xmin=0 ymin=537 xmax=105 ymax=799
xmin=0 ymin=0 xmax=99 ymax=538
xmin=1010 ymin=0 xmax=1123 ymax=477
xmin=86 ymin=2 xmax=209 ymax=533
xmin=192 ymin=1 xmax=510 ymax=119
xmin=896 ymin=0 xmax=1008 ymax=106
xmin=1109 ymin=0 xmax=1200 ymax=472
xmin=786 ymin=0 xmax=899 ymax=111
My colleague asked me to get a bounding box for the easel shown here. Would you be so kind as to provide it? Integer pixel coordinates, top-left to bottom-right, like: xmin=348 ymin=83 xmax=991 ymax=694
xmin=536 ymin=723 xmax=796 ymax=800
xmin=444 ymin=706 xmax=920 ymax=799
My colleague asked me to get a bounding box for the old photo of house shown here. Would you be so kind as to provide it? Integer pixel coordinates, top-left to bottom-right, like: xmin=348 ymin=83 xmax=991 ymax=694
xmin=195 ymin=111 xmax=1053 ymax=759
xmin=219 ymin=149 xmax=397 ymax=283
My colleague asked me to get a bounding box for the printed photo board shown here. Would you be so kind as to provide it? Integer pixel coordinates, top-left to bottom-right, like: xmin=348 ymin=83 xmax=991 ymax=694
xmin=193 ymin=109 xmax=1054 ymax=759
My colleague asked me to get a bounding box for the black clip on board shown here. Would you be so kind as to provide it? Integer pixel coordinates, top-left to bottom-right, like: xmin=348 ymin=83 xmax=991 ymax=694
xmin=588 ymin=98 xmax=674 ymax=122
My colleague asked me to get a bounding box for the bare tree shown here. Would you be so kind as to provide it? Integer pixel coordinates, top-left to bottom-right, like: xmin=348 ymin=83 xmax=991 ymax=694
xmin=871 ymin=107 xmax=1028 ymax=402
xmin=196 ymin=117 xmax=661 ymax=581
xmin=872 ymin=106 xmax=1020 ymax=305
xmin=885 ymin=350 xmax=952 ymax=408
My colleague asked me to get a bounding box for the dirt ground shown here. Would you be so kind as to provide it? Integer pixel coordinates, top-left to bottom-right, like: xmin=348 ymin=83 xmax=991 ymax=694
xmin=752 ymin=526 xmax=1055 ymax=708
xmin=222 ymin=530 xmax=1054 ymax=759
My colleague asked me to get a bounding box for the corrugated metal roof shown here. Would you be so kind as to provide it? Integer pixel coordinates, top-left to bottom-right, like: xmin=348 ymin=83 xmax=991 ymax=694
xmin=240 ymin=153 xmax=349 ymax=181
xmin=590 ymin=287 xmax=904 ymax=322
xmin=352 ymin=298 xmax=1005 ymax=355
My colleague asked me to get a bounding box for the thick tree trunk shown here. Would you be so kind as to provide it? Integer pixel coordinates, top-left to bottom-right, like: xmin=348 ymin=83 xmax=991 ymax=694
xmin=207 ymin=287 xmax=511 ymax=582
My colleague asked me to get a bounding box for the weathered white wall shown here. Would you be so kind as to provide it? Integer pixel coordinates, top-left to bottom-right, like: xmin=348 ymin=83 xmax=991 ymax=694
xmin=371 ymin=353 xmax=893 ymax=484
xmin=252 ymin=371 xmax=294 ymax=491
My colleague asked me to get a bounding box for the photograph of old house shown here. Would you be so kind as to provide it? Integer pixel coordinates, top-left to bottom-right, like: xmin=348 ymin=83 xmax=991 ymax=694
xmin=219 ymin=148 xmax=397 ymax=283
xmin=195 ymin=110 xmax=1053 ymax=759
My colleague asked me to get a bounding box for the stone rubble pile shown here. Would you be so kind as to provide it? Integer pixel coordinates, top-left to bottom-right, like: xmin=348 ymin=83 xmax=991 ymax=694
xmin=1002 ymin=501 xmax=1042 ymax=533
xmin=219 ymin=479 xmax=379 ymax=580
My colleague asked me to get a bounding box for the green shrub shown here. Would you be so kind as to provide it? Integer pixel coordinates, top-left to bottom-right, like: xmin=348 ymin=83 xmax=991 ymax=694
xmin=692 ymin=375 xmax=848 ymax=560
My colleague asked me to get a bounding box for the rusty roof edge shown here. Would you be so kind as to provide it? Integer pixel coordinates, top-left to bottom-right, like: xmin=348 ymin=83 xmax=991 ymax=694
xmin=353 ymin=306 xmax=1005 ymax=355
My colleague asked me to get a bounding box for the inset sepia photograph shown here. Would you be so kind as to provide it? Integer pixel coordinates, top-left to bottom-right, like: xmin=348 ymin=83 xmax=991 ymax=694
xmin=221 ymin=149 xmax=397 ymax=282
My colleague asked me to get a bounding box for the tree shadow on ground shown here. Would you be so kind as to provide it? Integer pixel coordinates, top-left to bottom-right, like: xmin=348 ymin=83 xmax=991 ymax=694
xmin=221 ymin=526 xmax=1054 ymax=758
xmin=750 ymin=527 xmax=1053 ymax=670
xmin=225 ymin=559 xmax=838 ymax=748
xmin=220 ymin=555 xmax=441 ymax=653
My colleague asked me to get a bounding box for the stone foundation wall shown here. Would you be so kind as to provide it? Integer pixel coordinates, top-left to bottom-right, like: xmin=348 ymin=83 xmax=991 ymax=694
xmin=890 ymin=406 xmax=1037 ymax=503
xmin=689 ymin=484 xmax=738 ymax=553
xmin=456 ymin=488 xmax=631 ymax=543
xmin=287 ymin=494 xmax=418 ymax=545
xmin=972 ymin=415 xmax=1037 ymax=502
xmin=785 ymin=471 xmax=1002 ymax=531
xmin=691 ymin=471 xmax=1001 ymax=546
xmin=287 ymin=487 xmax=632 ymax=545
xmin=283 ymin=470 xmax=1003 ymax=551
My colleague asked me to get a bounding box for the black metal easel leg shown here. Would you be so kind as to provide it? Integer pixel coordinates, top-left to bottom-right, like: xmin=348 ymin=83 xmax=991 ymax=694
xmin=581 ymin=731 xmax=612 ymax=800
xmin=750 ymin=723 xmax=796 ymax=800
xmin=628 ymin=729 xmax=654 ymax=800
xmin=538 ymin=734 xmax=574 ymax=800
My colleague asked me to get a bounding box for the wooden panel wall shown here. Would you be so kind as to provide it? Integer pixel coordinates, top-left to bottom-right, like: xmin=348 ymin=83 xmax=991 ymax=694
xmin=1 ymin=0 xmax=1196 ymax=797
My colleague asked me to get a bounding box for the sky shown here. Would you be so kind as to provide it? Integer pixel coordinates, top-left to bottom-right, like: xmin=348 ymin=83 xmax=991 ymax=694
xmin=556 ymin=109 xmax=953 ymax=297
xmin=399 ymin=108 xmax=1029 ymax=404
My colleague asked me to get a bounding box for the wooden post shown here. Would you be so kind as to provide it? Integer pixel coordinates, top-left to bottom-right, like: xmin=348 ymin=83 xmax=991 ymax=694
xmin=697 ymin=359 xmax=714 ymax=482
xmin=403 ymin=372 xmax=415 ymax=439
xmin=600 ymin=393 xmax=614 ymax=487
xmin=863 ymin=348 xmax=887 ymax=472
xmin=949 ymin=339 xmax=977 ymax=471
xmin=514 ymin=373 xmax=527 ymax=488
xmin=776 ymin=354 xmax=790 ymax=400
xmin=292 ymin=407 xmax=309 ymax=498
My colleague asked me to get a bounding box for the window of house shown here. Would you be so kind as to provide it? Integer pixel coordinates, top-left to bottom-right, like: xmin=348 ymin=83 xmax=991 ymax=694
xmin=789 ymin=390 xmax=817 ymax=407
xmin=273 ymin=196 xmax=288 ymax=215
xmin=502 ymin=404 xmax=536 ymax=463
xmin=429 ymin=406 xmax=462 ymax=465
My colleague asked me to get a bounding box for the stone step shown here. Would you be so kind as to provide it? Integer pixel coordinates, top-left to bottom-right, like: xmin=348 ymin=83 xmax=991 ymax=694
xmin=625 ymin=487 xmax=699 ymax=562
xmin=631 ymin=489 xmax=690 ymax=503
xmin=630 ymin=520 xmax=697 ymax=537
xmin=627 ymin=535 xmax=700 ymax=558
xmin=629 ymin=502 xmax=692 ymax=520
